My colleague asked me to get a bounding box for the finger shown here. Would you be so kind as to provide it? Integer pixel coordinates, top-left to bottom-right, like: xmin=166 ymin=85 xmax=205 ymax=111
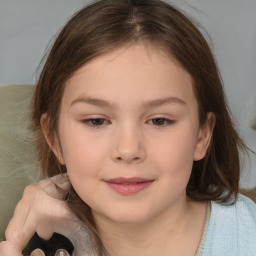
xmin=5 ymin=183 xmax=44 ymax=249
xmin=35 ymin=202 xmax=77 ymax=240
xmin=49 ymin=173 xmax=69 ymax=184
xmin=5 ymin=220 xmax=36 ymax=251
xmin=41 ymin=173 xmax=70 ymax=188
xmin=0 ymin=241 xmax=22 ymax=256
xmin=5 ymin=183 xmax=53 ymax=248
xmin=30 ymin=248 xmax=45 ymax=256
xmin=40 ymin=174 xmax=71 ymax=199
xmin=5 ymin=199 xmax=37 ymax=250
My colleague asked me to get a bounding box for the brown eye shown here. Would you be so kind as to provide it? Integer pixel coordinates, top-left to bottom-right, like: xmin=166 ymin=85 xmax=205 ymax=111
xmin=150 ymin=118 xmax=174 ymax=126
xmin=82 ymin=118 xmax=108 ymax=126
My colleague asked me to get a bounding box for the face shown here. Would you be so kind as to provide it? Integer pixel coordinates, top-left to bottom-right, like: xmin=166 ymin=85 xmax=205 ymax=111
xmin=43 ymin=42 xmax=213 ymax=225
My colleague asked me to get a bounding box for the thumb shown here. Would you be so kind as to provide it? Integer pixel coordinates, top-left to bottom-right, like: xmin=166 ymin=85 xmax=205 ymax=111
xmin=30 ymin=248 xmax=46 ymax=256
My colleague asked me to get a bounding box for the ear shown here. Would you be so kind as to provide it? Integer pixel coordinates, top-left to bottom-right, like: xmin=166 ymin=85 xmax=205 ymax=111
xmin=193 ymin=112 xmax=215 ymax=161
xmin=40 ymin=113 xmax=65 ymax=165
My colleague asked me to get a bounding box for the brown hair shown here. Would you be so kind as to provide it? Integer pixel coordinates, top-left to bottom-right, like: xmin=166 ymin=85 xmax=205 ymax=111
xmin=32 ymin=0 xmax=248 ymax=253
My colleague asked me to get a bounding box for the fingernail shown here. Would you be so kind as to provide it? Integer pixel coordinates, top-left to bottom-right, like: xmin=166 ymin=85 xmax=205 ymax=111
xmin=31 ymin=248 xmax=45 ymax=256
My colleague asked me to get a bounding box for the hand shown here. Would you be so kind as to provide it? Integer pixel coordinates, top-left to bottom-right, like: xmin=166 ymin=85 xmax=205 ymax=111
xmin=0 ymin=241 xmax=46 ymax=256
xmin=0 ymin=174 xmax=95 ymax=256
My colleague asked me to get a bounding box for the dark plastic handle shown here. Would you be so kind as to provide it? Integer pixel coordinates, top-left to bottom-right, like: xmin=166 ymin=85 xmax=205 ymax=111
xmin=22 ymin=232 xmax=74 ymax=256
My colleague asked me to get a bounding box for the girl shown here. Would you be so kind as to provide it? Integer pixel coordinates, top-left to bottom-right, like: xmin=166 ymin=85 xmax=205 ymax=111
xmin=1 ymin=0 xmax=256 ymax=255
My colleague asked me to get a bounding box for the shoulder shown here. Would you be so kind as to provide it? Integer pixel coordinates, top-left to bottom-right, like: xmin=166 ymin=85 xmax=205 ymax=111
xmin=203 ymin=194 xmax=256 ymax=256
xmin=211 ymin=193 xmax=256 ymax=222
xmin=209 ymin=194 xmax=256 ymax=237
xmin=234 ymin=193 xmax=256 ymax=219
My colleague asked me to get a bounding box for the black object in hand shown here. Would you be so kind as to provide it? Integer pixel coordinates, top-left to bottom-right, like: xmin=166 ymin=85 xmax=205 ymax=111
xmin=22 ymin=232 xmax=74 ymax=256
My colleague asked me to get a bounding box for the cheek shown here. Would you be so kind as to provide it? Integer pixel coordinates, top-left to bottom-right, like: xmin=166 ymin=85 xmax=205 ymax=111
xmin=60 ymin=131 xmax=108 ymax=204
xmin=59 ymin=123 xmax=109 ymax=178
xmin=150 ymin=126 xmax=198 ymax=178
xmin=150 ymin=132 xmax=197 ymax=201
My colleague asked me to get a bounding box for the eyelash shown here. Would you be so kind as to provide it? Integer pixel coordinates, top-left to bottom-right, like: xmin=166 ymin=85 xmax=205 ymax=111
xmin=81 ymin=118 xmax=174 ymax=127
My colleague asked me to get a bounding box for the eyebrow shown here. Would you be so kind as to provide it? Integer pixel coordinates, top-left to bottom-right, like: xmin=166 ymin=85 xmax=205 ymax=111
xmin=70 ymin=96 xmax=186 ymax=109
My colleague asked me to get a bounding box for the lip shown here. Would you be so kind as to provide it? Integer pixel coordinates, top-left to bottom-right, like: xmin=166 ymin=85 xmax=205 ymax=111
xmin=105 ymin=177 xmax=154 ymax=195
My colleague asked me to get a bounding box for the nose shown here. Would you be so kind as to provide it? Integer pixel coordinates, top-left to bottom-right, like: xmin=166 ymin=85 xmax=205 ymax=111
xmin=111 ymin=125 xmax=146 ymax=164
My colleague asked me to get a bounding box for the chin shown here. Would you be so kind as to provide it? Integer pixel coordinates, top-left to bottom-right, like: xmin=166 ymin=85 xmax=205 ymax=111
xmin=98 ymin=206 xmax=155 ymax=225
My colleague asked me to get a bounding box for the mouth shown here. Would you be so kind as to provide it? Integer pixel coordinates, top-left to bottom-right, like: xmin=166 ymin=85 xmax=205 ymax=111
xmin=104 ymin=177 xmax=154 ymax=195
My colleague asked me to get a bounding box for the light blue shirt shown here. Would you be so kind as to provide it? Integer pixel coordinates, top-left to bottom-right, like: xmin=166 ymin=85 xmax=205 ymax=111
xmin=202 ymin=194 xmax=256 ymax=255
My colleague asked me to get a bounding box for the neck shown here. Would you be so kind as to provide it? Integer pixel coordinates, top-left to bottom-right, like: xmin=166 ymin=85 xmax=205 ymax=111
xmin=93 ymin=198 xmax=207 ymax=256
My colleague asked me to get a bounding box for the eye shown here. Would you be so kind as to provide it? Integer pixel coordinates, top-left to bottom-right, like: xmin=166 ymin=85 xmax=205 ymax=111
xmin=82 ymin=118 xmax=110 ymax=127
xmin=148 ymin=118 xmax=174 ymax=126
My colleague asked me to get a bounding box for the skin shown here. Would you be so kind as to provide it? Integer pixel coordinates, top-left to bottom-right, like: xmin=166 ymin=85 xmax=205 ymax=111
xmin=1 ymin=175 xmax=93 ymax=256
xmin=46 ymin=42 xmax=215 ymax=255
xmin=0 ymin=42 xmax=215 ymax=256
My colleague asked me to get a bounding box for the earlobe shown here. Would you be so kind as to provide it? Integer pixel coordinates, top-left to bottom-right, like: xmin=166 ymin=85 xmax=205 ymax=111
xmin=193 ymin=112 xmax=215 ymax=161
xmin=40 ymin=113 xmax=65 ymax=165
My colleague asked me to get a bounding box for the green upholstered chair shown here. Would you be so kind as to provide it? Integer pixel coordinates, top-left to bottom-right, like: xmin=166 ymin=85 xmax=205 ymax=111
xmin=0 ymin=84 xmax=41 ymax=240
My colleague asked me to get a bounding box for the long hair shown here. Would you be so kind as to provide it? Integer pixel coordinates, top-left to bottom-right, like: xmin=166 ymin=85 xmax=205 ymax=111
xmin=32 ymin=0 xmax=248 ymax=253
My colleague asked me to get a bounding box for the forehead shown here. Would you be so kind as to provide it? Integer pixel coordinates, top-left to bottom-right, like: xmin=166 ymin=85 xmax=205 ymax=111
xmin=63 ymin=42 xmax=196 ymax=109
xmin=72 ymin=41 xmax=187 ymax=79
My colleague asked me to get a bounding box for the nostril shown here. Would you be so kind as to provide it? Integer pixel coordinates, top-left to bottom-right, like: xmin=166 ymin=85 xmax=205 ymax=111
xmin=116 ymin=156 xmax=140 ymax=162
